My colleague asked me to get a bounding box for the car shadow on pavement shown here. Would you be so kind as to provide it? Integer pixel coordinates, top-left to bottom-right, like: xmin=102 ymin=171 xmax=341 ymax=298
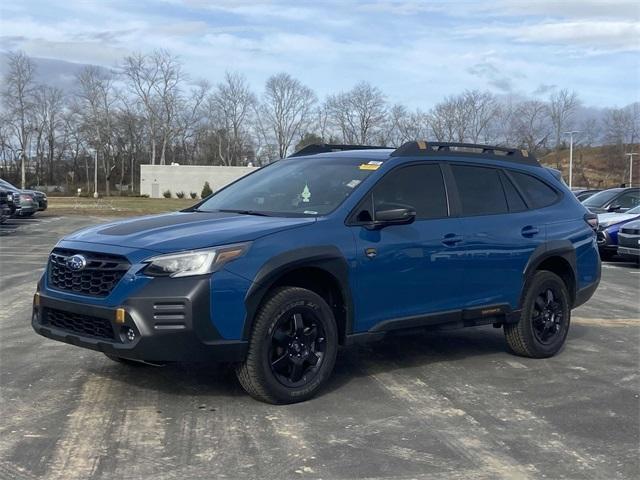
xmin=87 ymin=325 xmax=541 ymax=401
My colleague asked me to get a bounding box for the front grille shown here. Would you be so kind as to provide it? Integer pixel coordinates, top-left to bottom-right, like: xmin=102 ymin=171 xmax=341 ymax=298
xmin=48 ymin=249 xmax=130 ymax=297
xmin=44 ymin=308 xmax=116 ymax=340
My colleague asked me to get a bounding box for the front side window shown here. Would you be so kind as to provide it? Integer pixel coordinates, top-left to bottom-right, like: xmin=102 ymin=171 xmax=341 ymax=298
xmin=366 ymin=164 xmax=448 ymax=220
xmin=197 ymin=157 xmax=380 ymax=216
xmin=451 ymin=165 xmax=508 ymax=216
xmin=614 ymin=191 xmax=640 ymax=209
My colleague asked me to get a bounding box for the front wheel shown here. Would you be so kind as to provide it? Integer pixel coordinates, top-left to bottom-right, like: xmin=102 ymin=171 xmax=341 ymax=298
xmin=504 ymin=271 xmax=571 ymax=358
xmin=236 ymin=287 xmax=338 ymax=404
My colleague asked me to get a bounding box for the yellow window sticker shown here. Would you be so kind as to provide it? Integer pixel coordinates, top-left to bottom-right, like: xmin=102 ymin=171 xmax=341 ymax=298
xmin=359 ymin=162 xmax=381 ymax=170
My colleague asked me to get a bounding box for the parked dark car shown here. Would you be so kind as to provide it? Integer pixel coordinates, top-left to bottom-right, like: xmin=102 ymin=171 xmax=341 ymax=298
xmin=2 ymin=186 xmax=37 ymax=217
xmin=617 ymin=219 xmax=640 ymax=263
xmin=595 ymin=205 xmax=640 ymax=259
xmin=33 ymin=141 xmax=601 ymax=404
xmin=0 ymin=179 xmax=47 ymax=213
xmin=573 ymin=189 xmax=601 ymax=202
xmin=582 ymin=187 xmax=640 ymax=214
xmin=0 ymin=187 xmax=10 ymax=224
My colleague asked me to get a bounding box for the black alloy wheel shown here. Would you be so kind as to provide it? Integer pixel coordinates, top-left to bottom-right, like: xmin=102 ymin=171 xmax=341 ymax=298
xmin=531 ymin=287 xmax=565 ymax=344
xmin=236 ymin=286 xmax=338 ymax=404
xmin=504 ymin=270 xmax=571 ymax=358
xmin=269 ymin=310 xmax=327 ymax=387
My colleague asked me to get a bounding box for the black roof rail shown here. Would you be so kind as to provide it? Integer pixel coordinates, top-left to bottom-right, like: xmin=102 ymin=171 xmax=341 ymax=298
xmin=288 ymin=143 xmax=389 ymax=158
xmin=391 ymin=141 xmax=539 ymax=166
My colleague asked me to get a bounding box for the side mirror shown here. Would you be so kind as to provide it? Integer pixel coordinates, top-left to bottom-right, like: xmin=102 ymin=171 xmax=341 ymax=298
xmin=366 ymin=207 xmax=416 ymax=229
xmin=607 ymin=204 xmax=621 ymax=212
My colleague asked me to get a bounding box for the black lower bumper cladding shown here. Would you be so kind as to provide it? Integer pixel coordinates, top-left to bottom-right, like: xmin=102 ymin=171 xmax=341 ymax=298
xmin=33 ymin=276 xmax=247 ymax=363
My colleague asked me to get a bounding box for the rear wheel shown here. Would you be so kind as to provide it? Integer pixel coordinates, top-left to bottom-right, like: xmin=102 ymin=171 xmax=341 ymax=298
xmin=236 ymin=287 xmax=338 ymax=404
xmin=505 ymin=271 xmax=570 ymax=358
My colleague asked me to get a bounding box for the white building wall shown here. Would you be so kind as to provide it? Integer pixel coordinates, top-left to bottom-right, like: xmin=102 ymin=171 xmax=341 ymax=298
xmin=140 ymin=165 xmax=257 ymax=198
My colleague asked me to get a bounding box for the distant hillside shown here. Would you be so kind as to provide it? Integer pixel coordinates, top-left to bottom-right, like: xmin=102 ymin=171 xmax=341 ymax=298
xmin=540 ymin=145 xmax=640 ymax=189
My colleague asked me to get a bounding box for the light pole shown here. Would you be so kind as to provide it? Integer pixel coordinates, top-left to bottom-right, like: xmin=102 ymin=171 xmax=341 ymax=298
xmin=15 ymin=148 xmax=24 ymax=188
xmin=563 ymin=131 xmax=580 ymax=189
xmin=89 ymin=148 xmax=99 ymax=198
xmin=626 ymin=153 xmax=637 ymax=187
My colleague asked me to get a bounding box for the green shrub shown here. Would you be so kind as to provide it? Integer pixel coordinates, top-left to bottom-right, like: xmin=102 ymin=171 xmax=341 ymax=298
xmin=190 ymin=192 xmax=197 ymax=199
xmin=162 ymin=190 xmax=172 ymax=198
xmin=201 ymin=181 xmax=213 ymax=198
xmin=176 ymin=191 xmax=185 ymax=199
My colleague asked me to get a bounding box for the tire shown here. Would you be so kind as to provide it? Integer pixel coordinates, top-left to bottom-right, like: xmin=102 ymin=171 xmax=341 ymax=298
xmin=504 ymin=271 xmax=571 ymax=358
xmin=236 ymin=286 xmax=338 ymax=404
xmin=104 ymin=353 xmax=147 ymax=366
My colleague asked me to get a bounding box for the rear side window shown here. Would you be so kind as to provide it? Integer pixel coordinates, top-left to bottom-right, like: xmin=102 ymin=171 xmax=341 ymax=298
xmin=451 ymin=165 xmax=508 ymax=216
xmin=370 ymin=164 xmax=448 ymax=220
xmin=499 ymin=171 xmax=527 ymax=212
xmin=510 ymin=171 xmax=559 ymax=209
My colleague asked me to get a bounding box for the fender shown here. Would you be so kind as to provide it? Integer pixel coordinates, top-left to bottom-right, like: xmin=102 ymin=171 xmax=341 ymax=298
xmin=242 ymin=246 xmax=354 ymax=341
xmin=520 ymin=240 xmax=577 ymax=309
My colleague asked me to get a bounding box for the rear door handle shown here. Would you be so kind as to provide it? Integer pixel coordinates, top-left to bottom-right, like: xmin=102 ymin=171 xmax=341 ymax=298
xmin=442 ymin=233 xmax=463 ymax=246
xmin=521 ymin=226 xmax=540 ymax=237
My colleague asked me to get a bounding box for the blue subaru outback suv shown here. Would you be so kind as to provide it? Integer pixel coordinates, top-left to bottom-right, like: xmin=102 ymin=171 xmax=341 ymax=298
xmin=33 ymin=142 xmax=601 ymax=403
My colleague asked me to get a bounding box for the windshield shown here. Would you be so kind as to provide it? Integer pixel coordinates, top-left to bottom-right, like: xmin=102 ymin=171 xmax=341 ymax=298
xmin=0 ymin=179 xmax=17 ymax=190
xmin=582 ymin=189 xmax=621 ymax=207
xmin=197 ymin=157 xmax=382 ymax=216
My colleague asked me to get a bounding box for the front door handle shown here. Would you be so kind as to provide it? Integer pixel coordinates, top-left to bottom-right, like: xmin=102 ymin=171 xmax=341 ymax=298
xmin=521 ymin=226 xmax=540 ymax=237
xmin=441 ymin=233 xmax=463 ymax=246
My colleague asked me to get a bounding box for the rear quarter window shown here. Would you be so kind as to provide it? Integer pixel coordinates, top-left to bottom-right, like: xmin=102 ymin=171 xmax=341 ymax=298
xmin=509 ymin=171 xmax=559 ymax=209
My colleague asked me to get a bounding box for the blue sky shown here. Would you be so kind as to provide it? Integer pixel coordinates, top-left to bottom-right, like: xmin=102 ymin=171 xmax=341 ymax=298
xmin=1 ymin=0 xmax=638 ymax=108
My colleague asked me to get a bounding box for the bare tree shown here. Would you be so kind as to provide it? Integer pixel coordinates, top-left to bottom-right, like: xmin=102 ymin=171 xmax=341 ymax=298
xmin=429 ymin=97 xmax=459 ymax=142
xmin=209 ymin=72 xmax=255 ymax=165
xmin=2 ymin=51 xmax=37 ymax=187
xmin=326 ymin=82 xmax=387 ymax=145
xmin=509 ymin=100 xmax=551 ymax=153
xmin=122 ymin=50 xmax=183 ymax=165
xmin=258 ymin=73 xmax=316 ymax=159
xmin=549 ymin=89 xmax=580 ymax=150
xmin=385 ymin=104 xmax=429 ymax=147
xmin=75 ymin=65 xmax=118 ymax=194
xmin=463 ymin=90 xmax=500 ymax=143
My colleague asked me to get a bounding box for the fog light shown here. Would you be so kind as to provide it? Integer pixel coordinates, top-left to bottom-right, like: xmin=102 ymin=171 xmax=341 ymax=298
xmin=120 ymin=326 xmax=136 ymax=343
xmin=126 ymin=328 xmax=136 ymax=342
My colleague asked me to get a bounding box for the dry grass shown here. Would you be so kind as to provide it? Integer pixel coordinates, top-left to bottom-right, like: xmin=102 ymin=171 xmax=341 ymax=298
xmin=540 ymin=144 xmax=640 ymax=189
xmin=47 ymin=196 xmax=196 ymax=217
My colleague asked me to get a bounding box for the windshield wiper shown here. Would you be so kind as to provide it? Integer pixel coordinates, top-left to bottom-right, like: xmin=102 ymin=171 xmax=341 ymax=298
xmin=218 ymin=209 xmax=271 ymax=217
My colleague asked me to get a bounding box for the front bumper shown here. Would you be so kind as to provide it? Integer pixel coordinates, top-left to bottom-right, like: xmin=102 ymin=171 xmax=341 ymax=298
xmin=32 ymin=275 xmax=247 ymax=363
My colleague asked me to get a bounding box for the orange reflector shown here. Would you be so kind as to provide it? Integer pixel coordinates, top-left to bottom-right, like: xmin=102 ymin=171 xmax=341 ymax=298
xmin=115 ymin=308 xmax=126 ymax=324
xmin=416 ymin=140 xmax=427 ymax=150
xmin=33 ymin=292 xmax=40 ymax=306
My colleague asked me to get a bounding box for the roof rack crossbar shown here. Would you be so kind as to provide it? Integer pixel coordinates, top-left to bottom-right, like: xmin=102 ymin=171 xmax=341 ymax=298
xmin=288 ymin=143 xmax=388 ymax=158
xmin=390 ymin=141 xmax=539 ymax=166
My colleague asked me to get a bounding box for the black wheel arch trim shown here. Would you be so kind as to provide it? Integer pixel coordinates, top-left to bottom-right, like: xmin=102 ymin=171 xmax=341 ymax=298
xmin=243 ymin=246 xmax=354 ymax=342
xmin=521 ymin=240 xmax=578 ymax=308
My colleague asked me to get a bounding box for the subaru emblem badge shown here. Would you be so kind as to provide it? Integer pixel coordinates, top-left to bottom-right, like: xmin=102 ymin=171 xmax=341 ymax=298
xmin=67 ymin=254 xmax=87 ymax=271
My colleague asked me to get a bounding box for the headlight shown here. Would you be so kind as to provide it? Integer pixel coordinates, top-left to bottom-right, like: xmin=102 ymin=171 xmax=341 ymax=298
xmin=141 ymin=242 xmax=250 ymax=278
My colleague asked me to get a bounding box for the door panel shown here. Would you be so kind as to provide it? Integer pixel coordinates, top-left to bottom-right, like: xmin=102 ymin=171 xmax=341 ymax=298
xmin=352 ymin=218 xmax=465 ymax=331
xmin=348 ymin=163 xmax=465 ymax=332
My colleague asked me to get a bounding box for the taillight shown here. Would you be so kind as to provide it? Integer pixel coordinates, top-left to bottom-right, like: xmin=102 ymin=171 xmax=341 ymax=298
xmin=584 ymin=212 xmax=598 ymax=231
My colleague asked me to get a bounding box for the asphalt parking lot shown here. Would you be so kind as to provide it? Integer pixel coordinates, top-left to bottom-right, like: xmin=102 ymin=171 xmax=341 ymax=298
xmin=1 ymin=215 xmax=638 ymax=480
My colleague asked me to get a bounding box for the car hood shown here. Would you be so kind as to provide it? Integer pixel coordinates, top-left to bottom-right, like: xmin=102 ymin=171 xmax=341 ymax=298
xmin=597 ymin=212 xmax=640 ymax=228
xmin=64 ymin=211 xmax=316 ymax=253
